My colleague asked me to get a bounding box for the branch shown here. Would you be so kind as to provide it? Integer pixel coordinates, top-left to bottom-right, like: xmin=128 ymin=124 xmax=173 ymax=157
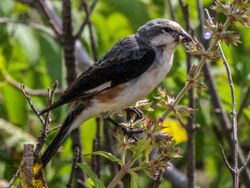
xmin=205 ymin=9 xmax=239 ymax=187
xmin=67 ymin=147 xmax=80 ymax=188
xmin=239 ymin=151 xmax=250 ymax=173
xmin=61 ymin=0 xmax=85 ymax=186
xmin=82 ymin=0 xmax=98 ymax=61
xmin=164 ymin=164 xmax=187 ymax=188
xmin=74 ymin=0 xmax=98 ymax=40
xmin=7 ymin=168 xmax=20 ymax=188
xmin=20 ymin=144 xmax=35 ymax=188
xmin=5 ymin=72 xmax=61 ymax=96
xmin=34 ymin=82 xmax=58 ymax=156
xmin=107 ymin=159 xmax=136 ymax=188
xmin=21 ymin=85 xmax=46 ymax=125
xmin=37 ymin=0 xmax=62 ymax=37
xmin=219 ymin=144 xmax=234 ymax=173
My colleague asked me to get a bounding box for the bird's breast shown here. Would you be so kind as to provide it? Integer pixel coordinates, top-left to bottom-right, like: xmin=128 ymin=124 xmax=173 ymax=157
xmin=91 ymin=47 xmax=174 ymax=114
xmin=106 ymin=47 xmax=174 ymax=111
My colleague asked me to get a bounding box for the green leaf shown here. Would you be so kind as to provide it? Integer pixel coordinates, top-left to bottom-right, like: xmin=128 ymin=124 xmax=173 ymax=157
xmin=92 ymin=151 xmax=122 ymax=164
xmin=129 ymin=171 xmax=138 ymax=188
xmin=1 ymin=84 xmax=27 ymax=125
xmin=133 ymin=138 xmax=151 ymax=158
xmin=81 ymin=118 xmax=96 ymax=158
xmin=78 ymin=163 xmax=105 ymax=188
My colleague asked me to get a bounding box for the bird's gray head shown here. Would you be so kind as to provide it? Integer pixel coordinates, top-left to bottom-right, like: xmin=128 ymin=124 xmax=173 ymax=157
xmin=136 ymin=18 xmax=192 ymax=48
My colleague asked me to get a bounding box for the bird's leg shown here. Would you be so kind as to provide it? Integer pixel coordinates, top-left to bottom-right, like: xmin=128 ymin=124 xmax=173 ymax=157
xmin=126 ymin=106 xmax=144 ymax=123
xmin=105 ymin=116 xmax=143 ymax=139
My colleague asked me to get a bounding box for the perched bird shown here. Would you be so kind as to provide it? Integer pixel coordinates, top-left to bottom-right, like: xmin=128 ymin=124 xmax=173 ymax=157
xmin=40 ymin=18 xmax=192 ymax=167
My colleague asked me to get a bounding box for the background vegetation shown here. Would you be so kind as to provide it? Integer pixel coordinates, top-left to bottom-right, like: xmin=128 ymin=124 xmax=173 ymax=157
xmin=0 ymin=0 xmax=250 ymax=187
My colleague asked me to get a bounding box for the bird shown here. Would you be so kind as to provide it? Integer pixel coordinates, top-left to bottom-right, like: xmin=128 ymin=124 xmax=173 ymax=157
xmin=40 ymin=18 xmax=192 ymax=167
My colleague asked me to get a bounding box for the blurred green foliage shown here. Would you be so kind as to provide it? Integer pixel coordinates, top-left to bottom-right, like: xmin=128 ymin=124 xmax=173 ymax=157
xmin=0 ymin=0 xmax=250 ymax=187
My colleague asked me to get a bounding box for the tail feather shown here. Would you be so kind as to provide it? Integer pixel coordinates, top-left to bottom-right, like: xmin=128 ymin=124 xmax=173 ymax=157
xmin=39 ymin=99 xmax=68 ymax=115
xmin=41 ymin=105 xmax=85 ymax=167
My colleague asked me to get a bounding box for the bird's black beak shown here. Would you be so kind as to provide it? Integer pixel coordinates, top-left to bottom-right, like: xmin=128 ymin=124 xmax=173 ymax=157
xmin=178 ymin=30 xmax=192 ymax=44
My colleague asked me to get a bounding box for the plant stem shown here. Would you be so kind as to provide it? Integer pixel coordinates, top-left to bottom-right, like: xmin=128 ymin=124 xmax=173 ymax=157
xmin=218 ymin=43 xmax=239 ymax=187
xmin=107 ymin=159 xmax=136 ymax=188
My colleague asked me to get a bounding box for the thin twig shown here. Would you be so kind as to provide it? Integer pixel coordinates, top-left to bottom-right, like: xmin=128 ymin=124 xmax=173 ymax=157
xmin=48 ymin=124 xmax=62 ymax=133
xmin=67 ymin=147 xmax=80 ymax=188
xmin=35 ymin=82 xmax=58 ymax=156
xmin=219 ymin=144 xmax=234 ymax=173
xmin=205 ymin=9 xmax=239 ymax=187
xmin=21 ymin=85 xmax=45 ymax=125
xmin=7 ymin=168 xmax=20 ymax=188
xmin=82 ymin=0 xmax=98 ymax=61
xmin=74 ymin=0 xmax=98 ymax=39
xmin=37 ymin=0 xmax=62 ymax=37
xmin=239 ymin=151 xmax=250 ymax=173
xmin=5 ymin=73 xmax=61 ymax=96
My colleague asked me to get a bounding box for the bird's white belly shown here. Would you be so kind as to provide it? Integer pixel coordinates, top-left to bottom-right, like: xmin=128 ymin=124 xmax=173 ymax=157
xmin=109 ymin=49 xmax=174 ymax=112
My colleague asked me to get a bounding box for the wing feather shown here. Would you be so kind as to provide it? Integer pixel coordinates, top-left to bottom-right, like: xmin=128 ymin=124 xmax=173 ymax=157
xmin=40 ymin=36 xmax=155 ymax=114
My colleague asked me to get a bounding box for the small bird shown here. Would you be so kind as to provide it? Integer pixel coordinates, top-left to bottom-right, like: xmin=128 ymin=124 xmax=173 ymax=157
xmin=40 ymin=18 xmax=192 ymax=167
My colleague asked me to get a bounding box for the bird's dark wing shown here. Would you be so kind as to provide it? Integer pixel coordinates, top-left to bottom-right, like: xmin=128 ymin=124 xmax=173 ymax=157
xmin=40 ymin=36 xmax=155 ymax=114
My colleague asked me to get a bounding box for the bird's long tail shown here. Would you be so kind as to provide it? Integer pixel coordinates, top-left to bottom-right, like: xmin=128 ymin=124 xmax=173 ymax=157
xmin=39 ymin=98 xmax=70 ymax=115
xmin=41 ymin=105 xmax=85 ymax=167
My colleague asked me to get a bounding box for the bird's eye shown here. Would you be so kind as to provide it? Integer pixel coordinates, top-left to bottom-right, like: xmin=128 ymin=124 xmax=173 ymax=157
xmin=163 ymin=27 xmax=172 ymax=33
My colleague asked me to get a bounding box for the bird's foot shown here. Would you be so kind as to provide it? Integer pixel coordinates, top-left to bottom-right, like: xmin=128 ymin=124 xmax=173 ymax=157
xmin=105 ymin=116 xmax=144 ymax=139
xmin=126 ymin=106 xmax=144 ymax=124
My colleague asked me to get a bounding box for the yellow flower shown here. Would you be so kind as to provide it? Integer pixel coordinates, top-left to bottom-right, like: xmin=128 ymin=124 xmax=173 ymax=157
xmin=162 ymin=119 xmax=187 ymax=144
